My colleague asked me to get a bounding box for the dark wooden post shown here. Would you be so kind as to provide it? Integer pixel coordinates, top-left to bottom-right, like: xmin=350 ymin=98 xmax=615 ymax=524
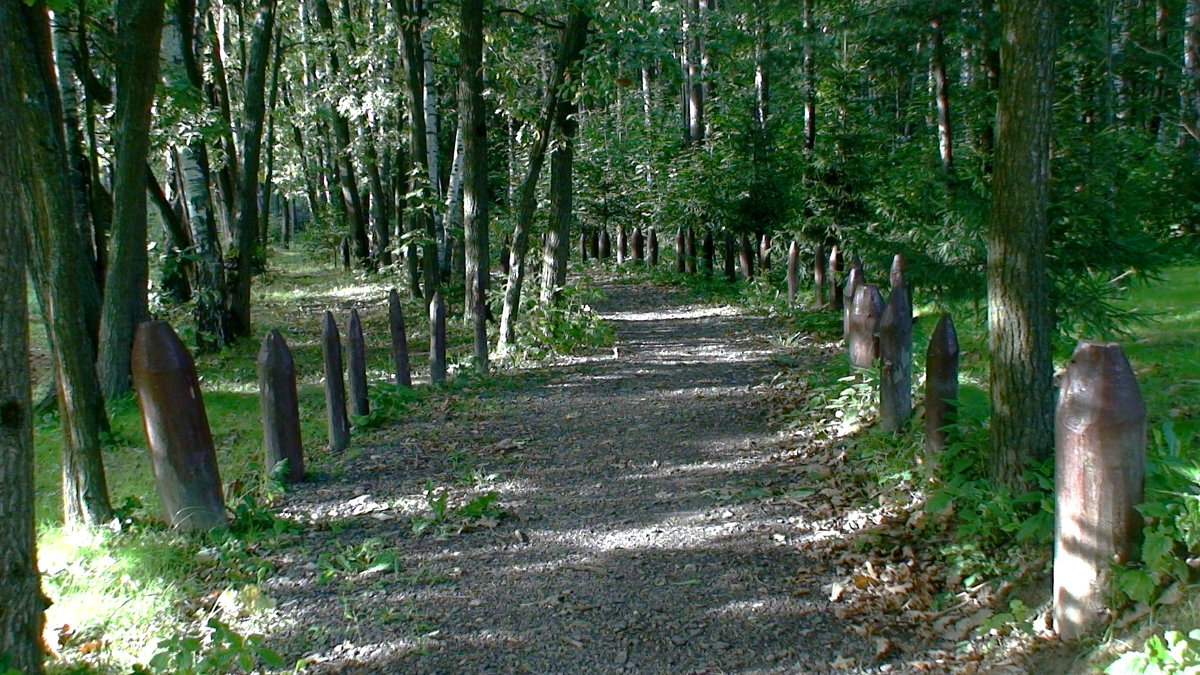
xmin=878 ymin=284 xmax=913 ymax=432
xmin=321 ymin=311 xmax=350 ymax=452
xmin=579 ymin=231 xmax=589 ymax=262
xmin=131 ymin=321 xmax=227 ymax=531
xmin=842 ymin=266 xmax=864 ymax=340
xmin=632 ymin=227 xmax=644 ymax=262
xmin=684 ymin=226 xmax=696 ymax=274
xmin=811 ymin=242 xmax=825 ymax=308
xmin=848 ymin=284 xmax=884 ymax=369
xmin=829 ymin=245 xmax=843 ymax=312
xmin=388 ymin=289 xmax=412 ymax=387
xmin=759 ymin=233 xmax=772 ymax=273
xmin=739 ymin=233 xmax=754 ymax=280
xmin=590 ymin=229 xmax=600 ymax=259
xmin=787 ymin=241 xmax=801 ymax=307
xmin=430 ymin=291 xmax=447 ymax=386
xmin=723 ymin=232 xmax=736 ymax=282
xmin=499 ymin=235 xmax=511 ymax=275
xmin=1054 ymin=341 xmax=1146 ymax=641
xmin=648 ymin=229 xmax=659 ymax=267
xmin=675 ymin=227 xmax=686 ymax=273
xmin=598 ymin=228 xmax=611 ymax=260
xmin=340 ymin=237 xmax=351 ymax=270
xmin=347 ymin=308 xmax=369 ymax=418
xmin=616 ymin=226 xmax=628 ymax=264
xmin=925 ymin=313 xmax=959 ymax=460
xmin=258 ymin=330 xmax=304 ymax=483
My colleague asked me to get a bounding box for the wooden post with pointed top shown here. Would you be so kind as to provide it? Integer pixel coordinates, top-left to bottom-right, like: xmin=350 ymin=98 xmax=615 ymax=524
xmin=617 ymin=226 xmax=628 ymax=264
xmin=925 ymin=313 xmax=959 ymax=459
xmin=848 ymin=284 xmax=884 ymax=369
xmin=1054 ymin=341 xmax=1146 ymax=642
xmin=258 ymin=330 xmax=304 ymax=483
xmin=632 ymin=227 xmax=644 ymax=262
xmin=723 ymin=232 xmax=736 ymax=282
xmin=702 ymin=230 xmax=714 ymax=278
xmin=878 ymin=284 xmax=913 ymax=433
xmin=829 ymin=245 xmax=843 ymax=312
xmin=430 ymin=291 xmax=447 ymax=386
xmin=685 ymin=227 xmax=697 ymax=274
xmin=648 ymin=229 xmax=659 ymax=267
xmin=787 ymin=241 xmax=801 ymax=307
xmin=131 ymin=321 xmax=227 ymax=531
xmin=598 ymin=229 xmax=611 ymax=260
xmin=347 ymin=308 xmax=369 ymax=418
xmin=890 ymin=253 xmax=907 ymax=291
xmin=321 ymin=311 xmax=350 ymax=452
xmin=340 ymin=237 xmax=351 ymax=270
xmin=759 ymin=233 xmax=771 ymax=273
xmin=579 ymin=231 xmax=589 ymax=263
xmin=843 ymin=265 xmax=864 ymax=340
xmin=388 ymin=289 xmax=412 ymax=388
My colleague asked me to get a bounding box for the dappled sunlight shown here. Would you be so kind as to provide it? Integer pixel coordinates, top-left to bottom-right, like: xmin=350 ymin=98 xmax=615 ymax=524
xmin=600 ymin=305 xmax=743 ymax=322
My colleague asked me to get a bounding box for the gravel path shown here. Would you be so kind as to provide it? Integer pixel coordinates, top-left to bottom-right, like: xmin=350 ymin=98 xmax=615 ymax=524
xmin=265 ymin=283 xmax=876 ymax=673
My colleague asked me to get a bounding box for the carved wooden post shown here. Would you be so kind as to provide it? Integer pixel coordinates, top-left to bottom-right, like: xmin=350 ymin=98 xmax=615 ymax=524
xmin=739 ymin=233 xmax=754 ymax=280
xmin=811 ymin=242 xmax=825 ymax=308
xmin=925 ymin=313 xmax=959 ymax=459
xmin=616 ymin=226 xmax=628 ymax=264
xmin=430 ymin=291 xmax=447 ymax=386
xmin=787 ymin=241 xmax=801 ymax=307
xmin=842 ymin=266 xmax=864 ymax=340
xmin=347 ymin=308 xmax=369 ymax=418
xmin=258 ymin=330 xmax=304 ymax=483
xmin=321 ymin=311 xmax=350 ymax=452
xmin=388 ymin=289 xmax=412 ymax=387
xmin=829 ymin=245 xmax=843 ymax=312
xmin=340 ymin=237 xmax=351 ymax=270
xmin=632 ymin=227 xmax=644 ymax=262
xmin=589 ymin=230 xmax=600 ymax=259
xmin=598 ymin=228 xmax=611 ymax=260
xmin=648 ymin=229 xmax=659 ymax=267
xmin=131 ymin=321 xmax=227 ymax=531
xmin=1054 ymin=341 xmax=1146 ymax=642
xmin=675 ymin=227 xmax=686 ymax=273
xmin=723 ymin=232 xmax=736 ymax=281
xmin=759 ymin=233 xmax=772 ymax=273
xmin=848 ymin=284 xmax=884 ymax=369
xmin=890 ymin=253 xmax=907 ymax=291
xmin=878 ymin=284 xmax=913 ymax=432
xmin=579 ymin=231 xmax=589 ymax=262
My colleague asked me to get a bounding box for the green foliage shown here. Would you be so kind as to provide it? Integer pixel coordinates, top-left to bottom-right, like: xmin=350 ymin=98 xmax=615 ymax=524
xmin=506 ymin=278 xmax=614 ymax=360
xmin=136 ymin=619 xmax=286 ymax=675
xmin=316 ymin=537 xmax=402 ymax=584
xmin=977 ymin=599 xmax=1036 ymax=638
xmin=1107 ymin=630 xmax=1200 ymax=675
xmin=410 ymin=483 xmax=504 ymax=537
xmin=1115 ymin=422 xmax=1200 ymax=606
xmin=351 ymin=382 xmax=421 ymax=430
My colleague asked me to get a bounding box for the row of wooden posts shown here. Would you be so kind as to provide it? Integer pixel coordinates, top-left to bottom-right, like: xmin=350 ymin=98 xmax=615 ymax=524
xmin=809 ymin=246 xmax=1147 ymax=641
xmin=132 ymin=241 xmax=1146 ymax=641
xmin=128 ymin=287 xmax=440 ymax=534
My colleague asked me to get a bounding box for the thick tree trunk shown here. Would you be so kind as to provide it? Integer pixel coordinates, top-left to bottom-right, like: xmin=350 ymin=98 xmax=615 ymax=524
xmin=540 ymin=99 xmax=578 ymax=305
xmin=0 ymin=8 xmax=50 ymax=669
xmin=460 ymin=0 xmax=489 ymax=373
xmin=229 ymin=0 xmax=277 ymax=338
xmin=987 ymin=0 xmax=1057 ymax=489
xmin=96 ymin=0 xmax=165 ymax=399
xmin=9 ymin=4 xmax=113 ymax=529
xmin=498 ymin=7 xmax=590 ymax=352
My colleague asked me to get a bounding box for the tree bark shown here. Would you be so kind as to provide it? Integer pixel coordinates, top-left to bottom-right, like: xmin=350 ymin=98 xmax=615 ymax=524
xmin=97 ymin=0 xmax=165 ymax=399
xmin=229 ymin=0 xmax=277 ymax=337
xmin=460 ymin=0 xmax=489 ymax=372
xmin=498 ymin=6 xmax=590 ymax=352
xmin=988 ymin=0 xmax=1057 ymax=489
xmin=931 ymin=15 xmax=953 ymax=173
xmin=540 ymin=97 xmax=579 ymax=305
xmin=397 ymin=0 xmax=440 ymax=297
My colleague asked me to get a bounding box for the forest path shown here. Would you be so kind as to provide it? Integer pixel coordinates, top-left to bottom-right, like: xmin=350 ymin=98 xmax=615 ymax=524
xmin=268 ymin=281 xmax=881 ymax=673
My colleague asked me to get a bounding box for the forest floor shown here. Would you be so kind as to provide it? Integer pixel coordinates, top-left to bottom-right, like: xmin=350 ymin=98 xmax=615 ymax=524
xmin=245 ymin=279 xmax=1067 ymax=674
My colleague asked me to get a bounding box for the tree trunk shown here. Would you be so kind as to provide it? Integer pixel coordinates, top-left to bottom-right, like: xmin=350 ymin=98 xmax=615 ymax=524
xmin=460 ymin=0 xmax=489 ymax=373
xmin=229 ymin=0 xmax=277 ymax=338
xmin=397 ymin=0 xmax=440 ymax=297
xmin=0 ymin=9 xmax=51 ymax=668
xmin=988 ymin=0 xmax=1057 ymax=489
xmin=540 ymin=98 xmax=578 ymax=305
xmin=1184 ymin=0 xmax=1200 ymax=146
xmin=97 ymin=0 xmax=165 ymax=400
xmin=802 ymin=0 xmax=816 ymax=151
xmin=931 ymin=15 xmax=954 ymax=173
xmin=498 ymin=7 xmax=590 ymax=352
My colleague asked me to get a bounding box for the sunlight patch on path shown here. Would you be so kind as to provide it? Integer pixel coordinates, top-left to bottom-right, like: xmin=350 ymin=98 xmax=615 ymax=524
xmin=600 ymin=305 xmax=743 ymax=322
